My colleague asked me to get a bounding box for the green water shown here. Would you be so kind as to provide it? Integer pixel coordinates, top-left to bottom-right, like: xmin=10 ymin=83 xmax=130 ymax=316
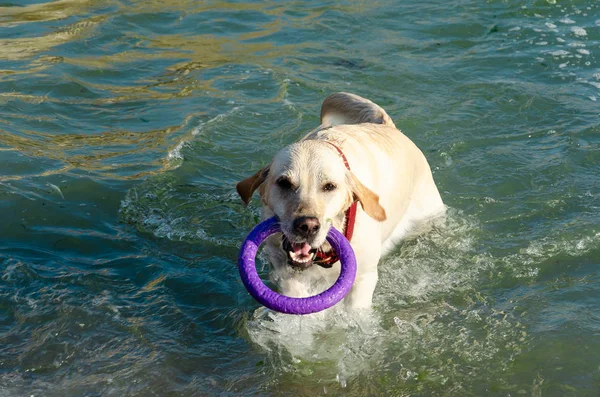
xmin=1 ymin=0 xmax=599 ymax=395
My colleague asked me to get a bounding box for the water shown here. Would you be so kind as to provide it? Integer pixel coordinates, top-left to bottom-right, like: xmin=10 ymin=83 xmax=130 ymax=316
xmin=1 ymin=0 xmax=599 ymax=395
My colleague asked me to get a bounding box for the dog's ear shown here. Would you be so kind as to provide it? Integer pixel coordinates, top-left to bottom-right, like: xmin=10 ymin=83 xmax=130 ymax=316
xmin=347 ymin=172 xmax=387 ymax=221
xmin=236 ymin=166 xmax=270 ymax=206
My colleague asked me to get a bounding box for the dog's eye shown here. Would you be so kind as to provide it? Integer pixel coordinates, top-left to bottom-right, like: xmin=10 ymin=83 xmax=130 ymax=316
xmin=276 ymin=177 xmax=293 ymax=190
xmin=322 ymin=182 xmax=337 ymax=192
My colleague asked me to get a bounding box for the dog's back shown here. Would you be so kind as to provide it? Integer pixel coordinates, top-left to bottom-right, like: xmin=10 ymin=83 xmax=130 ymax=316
xmin=306 ymin=92 xmax=445 ymax=252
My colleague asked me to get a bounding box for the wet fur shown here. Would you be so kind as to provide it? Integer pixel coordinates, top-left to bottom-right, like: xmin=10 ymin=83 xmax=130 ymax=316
xmin=237 ymin=92 xmax=445 ymax=310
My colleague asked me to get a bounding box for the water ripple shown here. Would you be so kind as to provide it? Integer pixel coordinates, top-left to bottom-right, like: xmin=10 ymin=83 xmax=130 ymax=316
xmin=0 ymin=0 xmax=599 ymax=395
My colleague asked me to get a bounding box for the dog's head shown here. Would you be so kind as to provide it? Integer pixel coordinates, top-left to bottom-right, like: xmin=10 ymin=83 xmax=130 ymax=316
xmin=236 ymin=140 xmax=386 ymax=270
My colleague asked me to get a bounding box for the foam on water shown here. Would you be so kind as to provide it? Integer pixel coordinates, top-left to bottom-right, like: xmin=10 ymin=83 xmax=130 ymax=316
xmin=245 ymin=301 xmax=385 ymax=386
xmin=571 ymin=26 xmax=588 ymax=37
xmin=165 ymin=106 xmax=242 ymax=170
xmin=243 ymin=209 xmax=530 ymax=391
xmin=240 ymin=191 xmax=600 ymax=391
xmin=500 ymin=230 xmax=600 ymax=282
xmin=505 ymin=1 xmax=599 ymax=101
xmin=378 ymin=210 xmax=485 ymax=303
xmin=118 ymin=171 xmax=598 ymax=391
xmin=119 ymin=176 xmax=245 ymax=246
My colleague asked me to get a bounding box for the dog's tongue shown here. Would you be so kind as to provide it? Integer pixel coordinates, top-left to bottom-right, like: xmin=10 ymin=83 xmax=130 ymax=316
xmin=292 ymin=242 xmax=312 ymax=256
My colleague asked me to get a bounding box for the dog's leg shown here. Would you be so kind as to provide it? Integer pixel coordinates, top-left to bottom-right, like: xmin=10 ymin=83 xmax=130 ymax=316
xmin=341 ymin=214 xmax=383 ymax=310
xmin=279 ymin=277 xmax=312 ymax=298
xmin=343 ymin=241 xmax=381 ymax=310
xmin=344 ymin=270 xmax=379 ymax=310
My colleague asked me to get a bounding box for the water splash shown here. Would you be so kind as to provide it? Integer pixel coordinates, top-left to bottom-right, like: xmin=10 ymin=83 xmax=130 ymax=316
xmin=243 ymin=209 xmax=529 ymax=392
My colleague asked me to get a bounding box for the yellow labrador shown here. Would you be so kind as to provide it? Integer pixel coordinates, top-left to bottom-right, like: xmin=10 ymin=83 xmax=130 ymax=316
xmin=237 ymin=92 xmax=445 ymax=310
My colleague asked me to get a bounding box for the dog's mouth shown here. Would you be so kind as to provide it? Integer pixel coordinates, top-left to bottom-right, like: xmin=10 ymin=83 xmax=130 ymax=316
xmin=282 ymin=236 xmax=317 ymax=270
xmin=281 ymin=235 xmax=337 ymax=270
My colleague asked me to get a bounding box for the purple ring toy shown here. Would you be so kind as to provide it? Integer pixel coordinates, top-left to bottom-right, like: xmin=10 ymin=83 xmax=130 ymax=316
xmin=238 ymin=216 xmax=356 ymax=315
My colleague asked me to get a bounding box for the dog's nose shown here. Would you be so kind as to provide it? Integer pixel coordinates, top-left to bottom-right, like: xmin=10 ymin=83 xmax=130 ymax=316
xmin=293 ymin=216 xmax=320 ymax=238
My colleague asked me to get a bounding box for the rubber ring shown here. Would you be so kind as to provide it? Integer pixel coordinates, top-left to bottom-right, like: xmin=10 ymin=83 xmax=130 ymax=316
xmin=238 ymin=216 xmax=357 ymax=314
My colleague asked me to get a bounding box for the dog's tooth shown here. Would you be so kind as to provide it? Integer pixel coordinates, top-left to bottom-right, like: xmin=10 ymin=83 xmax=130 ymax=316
xmin=288 ymin=249 xmax=313 ymax=265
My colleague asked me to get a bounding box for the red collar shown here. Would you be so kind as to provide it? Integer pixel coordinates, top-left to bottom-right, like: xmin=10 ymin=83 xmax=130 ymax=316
xmin=314 ymin=142 xmax=358 ymax=268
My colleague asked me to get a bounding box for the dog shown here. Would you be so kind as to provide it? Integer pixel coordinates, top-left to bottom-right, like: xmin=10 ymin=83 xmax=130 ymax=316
xmin=236 ymin=92 xmax=445 ymax=310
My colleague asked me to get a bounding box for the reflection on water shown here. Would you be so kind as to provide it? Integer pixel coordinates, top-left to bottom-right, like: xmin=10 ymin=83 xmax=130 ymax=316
xmin=0 ymin=124 xmax=189 ymax=181
xmin=0 ymin=0 xmax=323 ymax=182
xmin=0 ymin=0 xmax=98 ymax=24
xmin=0 ymin=15 xmax=107 ymax=60
xmin=1 ymin=0 xmax=599 ymax=395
